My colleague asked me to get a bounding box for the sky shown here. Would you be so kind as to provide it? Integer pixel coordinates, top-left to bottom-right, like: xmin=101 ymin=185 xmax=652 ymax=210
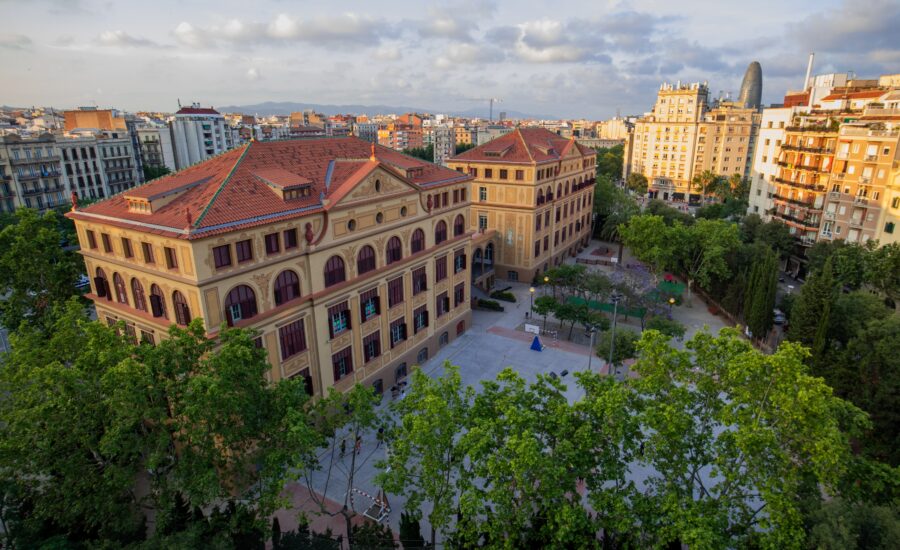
xmin=1 ymin=0 xmax=898 ymax=119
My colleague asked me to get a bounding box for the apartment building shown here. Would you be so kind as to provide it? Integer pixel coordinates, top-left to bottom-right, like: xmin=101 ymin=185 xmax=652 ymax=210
xmin=137 ymin=127 xmax=176 ymax=173
xmin=67 ymin=137 xmax=474 ymax=396
xmin=694 ymin=104 xmax=760 ymax=182
xmin=378 ymin=124 xmax=424 ymax=151
xmin=748 ymin=108 xmax=800 ymax=218
xmin=433 ymin=126 xmax=456 ymax=165
xmin=448 ymin=127 xmax=596 ymax=283
xmin=877 ymin=161 xmax=900 ymax=245
xmin=0 ymin=134 xmax=67 ymax=212
xmin=170 ymin=104 xmax=235 ymax=170
xmin=454 ymin=126 xmax=473 ymax=145
xmin=353 ymin=123 xmax=379 ymax=143
xmin=59 ymin=132 xmax=140 ymax=200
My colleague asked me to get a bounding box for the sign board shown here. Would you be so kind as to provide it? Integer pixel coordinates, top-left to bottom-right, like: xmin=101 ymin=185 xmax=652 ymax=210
xmin=524 ymin=324 xmax=540 ymax=335
xmin=610 ymin=257 xmax=619 ymax=263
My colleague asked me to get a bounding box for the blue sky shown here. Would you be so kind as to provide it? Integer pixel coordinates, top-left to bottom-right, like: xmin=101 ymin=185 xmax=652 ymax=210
xmin=1 ymin=0 xmax=897 ymax=118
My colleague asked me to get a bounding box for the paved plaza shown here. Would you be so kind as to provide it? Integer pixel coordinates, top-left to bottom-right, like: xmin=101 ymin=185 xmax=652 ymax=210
xmin=290 ymin=241 xmax=730 ymax=543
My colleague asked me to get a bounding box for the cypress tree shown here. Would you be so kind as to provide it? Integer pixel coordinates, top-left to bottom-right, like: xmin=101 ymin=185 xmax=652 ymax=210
xmin=789 ymin=256 xmax=837 ymax=350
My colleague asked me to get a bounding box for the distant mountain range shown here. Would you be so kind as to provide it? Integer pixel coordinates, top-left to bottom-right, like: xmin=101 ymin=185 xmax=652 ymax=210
xmin=215 ymin=101 xmax=556 ymax=120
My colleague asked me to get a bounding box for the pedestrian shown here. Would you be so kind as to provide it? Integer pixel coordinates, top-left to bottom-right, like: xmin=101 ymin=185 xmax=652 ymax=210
xmin=354 ymin=435 xmax=362 ymax=455
xmin=639 ymin=441 xmax=645 ymax=456
xmin=376 ymin=427 xmax=384 ymax=448
xmin=340 ymin=439 xmax=346 ymax=458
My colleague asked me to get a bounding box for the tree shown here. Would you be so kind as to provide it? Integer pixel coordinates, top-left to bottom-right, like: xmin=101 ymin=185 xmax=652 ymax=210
xmin=743 ymin=246 xmax=778 ymax=340
xmin=403 ymin=144 xmax=435 ymax=162
xmin=143 ymin=165 xmax=172 ymax=182
xmin=350 ymin=521 xmax=397 ymax=549
xmin=595 ymin=144 xmax=624 ymax=179
xmin=554 ymin=301 xmax=592 ymax=341
xmin=378 ymin=364 xmax=472 ymax=547
xmin=630 ymin=329 xmax=867 ymax=548
xmin=788 ymin=257 xmax=837 ymax=352
xmin=398 ymin=511 xmax=427 ymax=549
xmin=826 ymin=291 xmax=891 ymax=348
xmin=595 ymin=327 xmax=640 ymax=367
xmin=755 ymin=220 xmax=795 ymax=260
xmin=455 ymin=142 xmax=475 ymax=154
xmin=645 ymin=198 xmax=695 ymax=225
xmin=805 ymin=498 xmax=900 ymax=550
xmin=619 ymin=214 xmax=671 ymax=273
xmin=532 ymin=295 xmax=557 ymax=330
xmin=644 ymin=315 xmax=685 ymax=339
xmin=593 ymin=175 xmax=639 ymax=259
xmin=691 ymin=169 xmax=722 ymax=200
xmin=625 ymin=172 xmax=648 ymax=195
xmin=669 ymin=219 xmax=742 ymax=302
xmin=865 ymin=242 xmax=900 ymax=307
xmin=0 ymin=209 xmax=83 ymax=331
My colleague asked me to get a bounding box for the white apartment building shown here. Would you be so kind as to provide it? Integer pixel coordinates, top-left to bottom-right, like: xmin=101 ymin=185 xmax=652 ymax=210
xmin=137 ymin=126 xmax=177 ymax=172
xmin=747 ymin=108 xmax=799 ymax=218
xmin=432 ymin=126 xmax=456 ymax=166
xmin=169 ymin=104 xmax=234 ymax=170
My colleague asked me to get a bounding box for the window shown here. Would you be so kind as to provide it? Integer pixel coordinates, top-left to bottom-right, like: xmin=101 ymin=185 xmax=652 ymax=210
xmin=485 ymin=168 xmax=493 ymax=178
xmin=274 ymin=270 xmax=301 ymax=306
xmin=468 ymin=167 xmax=477 ymax=177
xmin=324 ymin=255 xmax=346 ymax=287
xmin=412 ymin=266 xmax=427 ymax=295
xmin=893 ymin=197 xmax=900 ymax=209
xmin=131 ymin=278 xmax=146 ymax=311
xmin=279 ymin=318 xmax=307 ymax=360
xmin=515 ymin=169 xmax=524 ymax=181
xmin=478 ymin=214 xmax=488 ymax=231
xmin=224 ymin=285 xmax=257 ymax=324
xmin=436 ymin=291 xmax=450 ymax=317
xmin=150 ymin=284 xmax=166 ymax=318
xmin=508 ymin=270 xmax=519 ymax=281
xmin=435 ymin=255 xmax=448 ymax=282
xmin=86 ymin=230 xmax=97 ymax=249
xmin=536 ymin=215 xmax=542 ymax=231
xmin=390 ymin=317 xmax=407 ymax=348
xmin=388 ymin=276 xmax=404 ymax=308
xmin=332 ymin=347 xmax=353 ymax=382
xmin=454 ymin=282 xmax=465 ymax=307
xmin=460 ymin=188 xmax=467 ymax=202
xmin=213 ymin=245 xmax=232 ymax=269
xmin=328 ymin=301 xmax=351 ymax=338
xmin=121 ymin=237 xmax=133 ymax=258
xmin=360 ymin=287 xmax=380 ymax=323
xmin=439 ymin=332 xmax=449 ymax=346
xmin=113 ymin=273 xmax=128 ymax=305
xmin=414 ymin=305 xmax=429 ymax=334
xmin=235 ymin=239 xmax=253 ymax=263
xmin=101 ymin=233 xmax=112 ymax=253
xmin=164 ymin=247 xmax=178 ymax=269
xmin=283 ymin=228 xmax=298 ymax=249
xmin=141 ymin=242 xmax=154 ymax=264
xmin=417 ymin=348 xmax=428 ymax=364
xmin=534 ymin=240 xmax=541 ymax=257
xmin=545 ymin=211 xmax=550 ymax=226
xmin=479 ymin=187 xmax=487 ymax=201
xmin=265 ymin=233 xmax=280 ymax=255
xmin=357 ymin=245 xmax=376 ymax=275
xmin=499 ymin=169 xmax=508 ymax=180
xmin=363 ymin=331 xmax=381 ymax=363
xmin=456 ymin=320 xmax=465 ymax=336
xmin=411 ymin=229 xmax=425 ymax=253
xmin=140 ymin=331 xmax=155 ymax=346
xmin=453 ymin=214 xmax=465 ymax=236
xmin=173 ymin=291 xmax=191 ymax=325
xmin=454 ymin=249 xmax=466 ymax=273
xmin=386 ymin=236 xmax=402 ymax=264
xmin=442 ymin=192 xmax=448 ymax=207
xmin=434 ymin=220 xmax=447 ymax=244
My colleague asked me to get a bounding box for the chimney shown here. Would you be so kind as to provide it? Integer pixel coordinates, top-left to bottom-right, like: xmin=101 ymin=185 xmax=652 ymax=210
xmin=803 ymin=53 xmax=815 ymax=90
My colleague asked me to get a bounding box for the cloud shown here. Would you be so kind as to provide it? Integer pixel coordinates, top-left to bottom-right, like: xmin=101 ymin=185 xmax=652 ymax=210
xmin=0 ymin=34 xmax=32 ymax=50
xmin=789 ymin=0 xmax=900 ymax=54
xmin=97 ymin=30 xmax=161 ymax=48
xmin=374 ymin=44 xmax=402 ymax=61
xmin=435 ymin=43 xmax=505 ymax=68
xmin=506 ymin=20 xmax=609 ymax=63
xmin=246 ymin=67 xmax=261 ymax=81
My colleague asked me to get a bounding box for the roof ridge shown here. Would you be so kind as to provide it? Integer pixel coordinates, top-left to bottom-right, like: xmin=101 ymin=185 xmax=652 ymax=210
xmin=192 ymin=142 xmax=252 ymax=228
xmin=516 ymin=128 xmax=535 ymax=162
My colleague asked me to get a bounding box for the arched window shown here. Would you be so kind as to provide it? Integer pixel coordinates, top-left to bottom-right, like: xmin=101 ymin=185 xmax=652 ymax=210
xmin=546 ymin=185 xmax=553 ymax=201
xmin=556 ymin=183 xmax=562 ymax=198
xmin=411 ymin=229 xmax=425 ymax=254
xmin=386 ymin=236 xmax=402 ymax=264
xmin=131 ymin=278 xmax=146 ymax=311
xmin=173 ymin=291 xmax=191 ymax=325
xmin=537 ymin=189 xmax=544 ymax=204
xmin=113 ymin=273 xmax=128 ymax=305
xmin=434 ymin=220 xmax=447 ymax=244
xmin=94 ymin=267 xmax=111 ymax=301
xmin=453 ymin=214 xmax=465 ymax=236
xmin=224 ymin=285 xmax=257 ymax=323
xmin=274 ymin=270 xmax=301 ymax=306
xmin=324 ymin=255 xmax=346 ymax=287
xmin=357 ymin=245 xmax=376 ymax=275
xmin=150 ymin=284 xmax=167 ymax=318
xmin=565 ymin=181 xmax=570 ymax=195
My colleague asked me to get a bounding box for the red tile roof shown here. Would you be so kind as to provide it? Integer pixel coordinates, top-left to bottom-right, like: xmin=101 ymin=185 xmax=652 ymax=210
xmin=69 ymin=137 xmax=470 ymax=240
xmin=451 ymin=127 xmax=592 ymax=164
xmin=176 ymin=107 xmax=221 ymax=115
xmin=820 ymin=90 xmax=886 ymax=101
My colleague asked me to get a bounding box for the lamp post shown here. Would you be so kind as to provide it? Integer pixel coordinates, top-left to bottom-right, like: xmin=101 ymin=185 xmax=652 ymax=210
xmin=608 ymin=291 xmax=623 ymax=377
xmin=529 ymin=287 xmax=535 ymax=317
xmin=668 ymin=297 xmax=676 ymax=318
xmin=586 ymin=326 xmax=597 ymax=372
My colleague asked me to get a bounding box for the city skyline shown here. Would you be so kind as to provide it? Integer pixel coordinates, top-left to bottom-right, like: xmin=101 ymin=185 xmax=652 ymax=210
xmin=2 ymin=0 xmax=898 ymax=118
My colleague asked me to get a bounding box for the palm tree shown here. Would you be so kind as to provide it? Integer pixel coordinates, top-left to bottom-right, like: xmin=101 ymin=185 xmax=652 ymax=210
xmin=691 ymin=170 xmax=721 ymax=202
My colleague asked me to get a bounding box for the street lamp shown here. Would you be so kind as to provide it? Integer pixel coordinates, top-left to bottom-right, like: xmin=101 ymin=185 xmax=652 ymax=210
xmin=586 ymin=326 xmax=597 ymax=372
xmin=608 ymin=291 xmax=623 ymax=377
xmin=529 ymin=287 xmax=535 ymax=317
xmin=543 ymin=276 xmax=550 ymax=297
xmin=668 ymin=297 xmax=676 ymax=317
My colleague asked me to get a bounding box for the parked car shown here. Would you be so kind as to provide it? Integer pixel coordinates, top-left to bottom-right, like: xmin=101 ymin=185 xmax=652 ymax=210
xmin=773 ymin=309 xmax=786 ymax=325
xmin=75 ymin=275 xmax=90 ymax=289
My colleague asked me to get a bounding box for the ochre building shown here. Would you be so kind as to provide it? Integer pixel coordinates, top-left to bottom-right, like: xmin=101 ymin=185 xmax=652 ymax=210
xmin=447 ymin=127 xmax=596 ymax=284
xmin=68 ymin=137 xmax=474 ymax=396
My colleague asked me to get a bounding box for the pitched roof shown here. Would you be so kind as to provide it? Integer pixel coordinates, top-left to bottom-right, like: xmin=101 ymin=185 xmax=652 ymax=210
xmin=451 ymin=127 xmax=592 ymax=164
xmin=176 ymin=106 xmax=221 ymax=115
xmin=69 ymin=137 xmax=470 ymax=240
xmin=820 ymin=90 xmax=886 ymax=101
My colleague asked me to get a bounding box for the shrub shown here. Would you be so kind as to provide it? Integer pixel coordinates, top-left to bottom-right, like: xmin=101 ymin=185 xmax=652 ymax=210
xmin=477 ymin=299 xmax=504 ymax=311
xmin=490 ymin=290 xmax=516 ymax=302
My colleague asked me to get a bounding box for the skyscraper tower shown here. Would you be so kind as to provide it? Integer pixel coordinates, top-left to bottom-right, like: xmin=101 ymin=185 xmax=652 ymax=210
xmin=737 ymin=61 xmax=763 ymax=110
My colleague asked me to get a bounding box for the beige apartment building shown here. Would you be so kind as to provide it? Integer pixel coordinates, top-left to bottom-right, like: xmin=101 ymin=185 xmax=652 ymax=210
xmin=447 ymin=127 xmax=596 ymax=283
xmin=68 ymin=137 xmax=474 ymax=397
xmin=623 ymin=83 xmax=760 ymax=202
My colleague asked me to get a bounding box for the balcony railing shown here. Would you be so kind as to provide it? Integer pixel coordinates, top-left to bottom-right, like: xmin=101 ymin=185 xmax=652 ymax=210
xmin=854 ymin=196 xmax=869 ymax=205
xmin=828 ymin=191 xmax=843 ymax=200
xmin=774 ymin=212 xmax=821 ymax=230
xmin=785 ymin=125 xmax=837 ymax=133
xmin=773 ymin=194 xmax=815 ymax=208
xmin=10 ymin=155 xmax=61 ymax=165
xmin=864 ymin=154 xmax=878 ymax=162
xmin=836 ymin=152 xmax=849 ymax=160
xmin=859 ymin=175 xmax=871 ymax=184
xmin=777 ymin=161 xmax=825 ymax=172
xmin=840 ymin=126 xmax=900 ymax=137
xmin=824 ymin=211 xmax=835 ymax=220
xmin=780 ymin=144 xmax=834 ymax=155
xmin=773 ymin=177 xmax=826 ymax=192
xmin=849 ymin=219 xmax=864 ymax=229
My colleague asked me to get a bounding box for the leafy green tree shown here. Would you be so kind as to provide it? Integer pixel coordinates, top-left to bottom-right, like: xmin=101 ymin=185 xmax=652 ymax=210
xmin=554 ymin=301 xmax=592 ymax=340
xmin=826 ymin=291 xmax=891 ymax=348
xmin=865 ymin=242 xmax=900 ymax=307
xmin=532 ymin=295 xmax=557 ymax=330
xmin=625 ymin=172 xmax=648 ymax=195
xmin=619 ymin=214 xmax=672 ymax=273
xmin=788 ymin=257 xmax=837 ymax=352
xmin=455 ymin=142 xmax=475 ymax=154
xmin=644 ymin=315 xmax=685 ymax=339
xmin=0 ymin=209 xmax=83 ymax=331
xmin=398 ymin=511 xmax=428 ymax=549
xmin=592 ymin=175 xmax=639 ymax=259
xmin=403 ymin=144 xmax=435 ymax=162
xmin=691 ymin=169 xmax=723 ymax=200
xmin=645 ymin=198 xmax=695 ymax=225
xmin=669 ymin=219 xmax=742 ymax=301
xmin=595 ymin=144 xmax=624 ymax=179
xmin=805 ymin=498 xmax=900 ymax=550
xmin=378 ymin=364 xmax=472 ymax=547
xmin=755 ymin=220 xmax=795 ymax=259
xmin=143 ymin=165 xmax=172 ymax=182
xmin=595 ymin=327 xmax=640 ymax=367
xmin=631 ymin=329 xmax=867 ymax=549
xmin=744 ymin=246 xmax=778 ymax=340
xmin=350 ymin=521 xmax=397 ymax=549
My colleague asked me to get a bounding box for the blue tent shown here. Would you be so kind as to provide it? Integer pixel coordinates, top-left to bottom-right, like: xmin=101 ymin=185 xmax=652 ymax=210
xmin=530 ymin=335 xmax=544 ymax=352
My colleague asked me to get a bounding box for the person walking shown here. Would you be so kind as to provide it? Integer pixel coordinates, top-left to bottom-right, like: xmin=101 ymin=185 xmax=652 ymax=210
xmin=354 ymin=435 xmax=362 ymax=455
xmin=340 ymin=439 xmax=346 ymax=458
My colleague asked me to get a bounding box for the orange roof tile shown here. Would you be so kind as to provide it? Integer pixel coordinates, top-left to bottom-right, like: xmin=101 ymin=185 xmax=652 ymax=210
xmin=820 ymin=90 xmax=886 ymax=101
xmin=69 ymin=137 xmax=470 ymax=240
xmin=451 ymin=127 xmax=592 ymax=164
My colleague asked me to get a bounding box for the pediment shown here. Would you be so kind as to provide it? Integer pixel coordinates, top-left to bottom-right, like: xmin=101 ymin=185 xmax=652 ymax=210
xmin=334 ymin=166 xmax=417 ymax=207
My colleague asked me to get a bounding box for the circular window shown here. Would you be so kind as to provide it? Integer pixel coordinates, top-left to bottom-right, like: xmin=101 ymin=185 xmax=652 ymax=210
xmin=376 ymin=212 xmax=384 ymax=224
xmin=348 ymin=219 xmax=356 ymax=231
xmin=374 ymin=179 xmax=382 ymax=192
xmin=400 ymin=206 xmax=408 ymax=217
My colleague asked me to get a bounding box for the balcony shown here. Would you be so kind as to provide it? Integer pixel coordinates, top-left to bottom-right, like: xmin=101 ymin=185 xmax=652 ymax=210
xmin=824 ymin=211 xmax=835 ymax=220
xmin=849 ymin=219 xmax=864 ymax=229
xmin=828 ymin=191 xmax=843 ymax=200
xmin=859 ymin=175 xmax=871 ymax=184
xmin=840 ymin=126 xmax=900 ymax=138
xmin=820 ymin=230 xmax=833 ymax=239
xmin=785 ymin=125 xmax=837 ymax=133
xmin=780 ymin=144 xmax=834 ymax=155
xmin=864 ymin=154 xmax=878 ymax=162
xmin=836 ymin=151 xmax=849 ymax=160
xmin=854 ymin=196 xmax=869 ymax=205
xmin=772 ymin=194 xmax=815 ymax=208
xmin=774 ymin=212 xmax=821 ymax=230
xmin=10 ymin=155 xmax=61 ymax=165
xmin=773 ymin=177 xmax=826 ymax=192
xmin=799 ymin=236 xmax=818 ymax=247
